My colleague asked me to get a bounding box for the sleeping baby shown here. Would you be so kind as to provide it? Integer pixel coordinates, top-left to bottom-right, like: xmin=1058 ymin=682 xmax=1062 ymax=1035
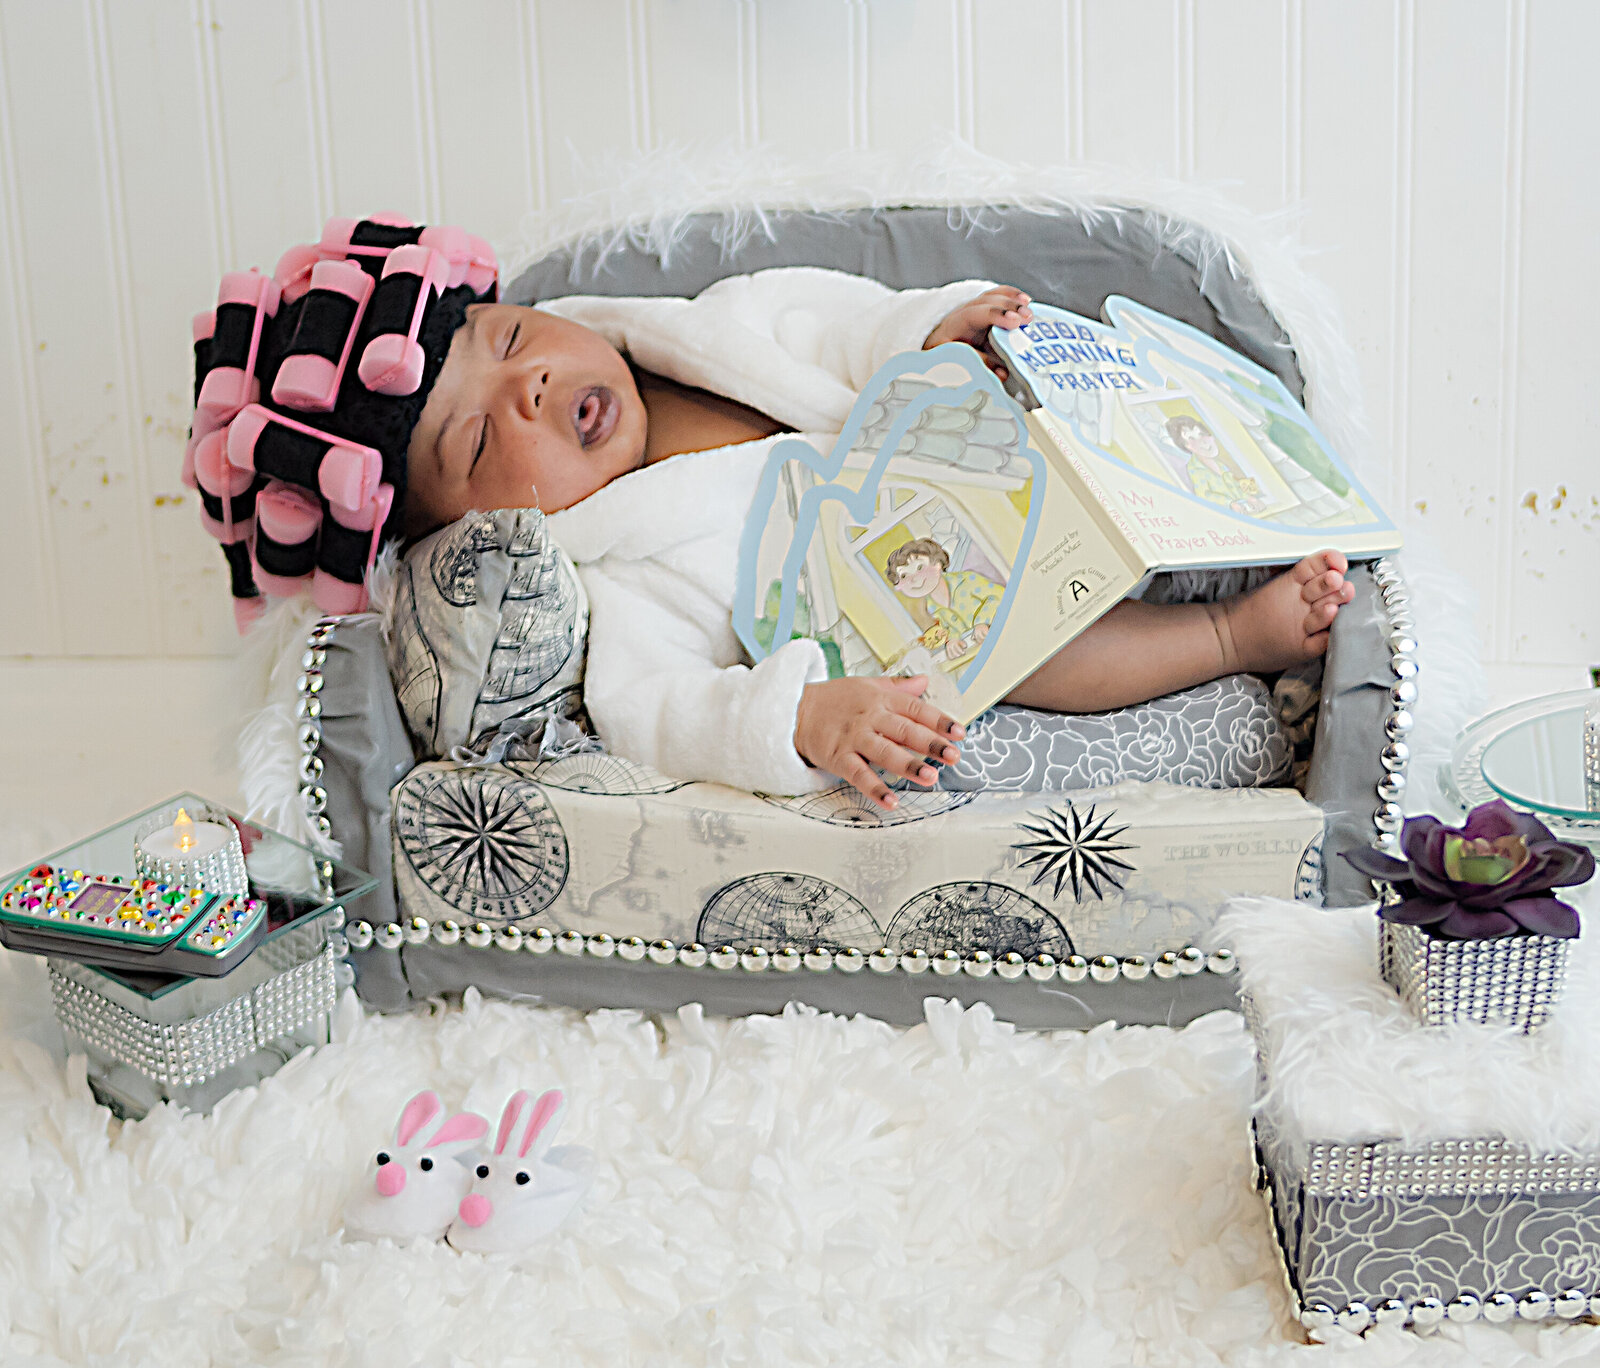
xmin=397 ymin=269 xmax=1352 ymax=809
xmin=188 ymin=220 xmax=1351 ymax=809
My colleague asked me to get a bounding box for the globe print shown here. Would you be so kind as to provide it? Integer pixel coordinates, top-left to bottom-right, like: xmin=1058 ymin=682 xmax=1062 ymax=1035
xmin=519 ymin=753 xmax=687 ymax=795
xmin=887 ymin=882 xmax=1074 ymax=958
xmin=395 ymin=768 xmax=569 ymax=924
xmin=697 ymin=872 xmax=882 ymax=951
xmin=759 ymin=783 xmax=974 ymax=827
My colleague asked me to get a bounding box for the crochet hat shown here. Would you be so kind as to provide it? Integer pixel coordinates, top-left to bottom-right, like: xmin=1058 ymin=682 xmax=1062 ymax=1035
xmin=184 ymin=214 xmax=498 ymax=631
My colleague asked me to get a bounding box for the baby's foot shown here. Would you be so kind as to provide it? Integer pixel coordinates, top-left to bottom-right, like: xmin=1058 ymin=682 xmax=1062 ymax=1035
xmin=1215 ymin=551 xmax=1355 ymax=673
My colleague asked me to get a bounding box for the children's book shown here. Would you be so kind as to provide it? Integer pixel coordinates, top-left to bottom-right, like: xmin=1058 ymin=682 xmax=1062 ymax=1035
xmin=733 ymin=296 xmax=1399 ymax=724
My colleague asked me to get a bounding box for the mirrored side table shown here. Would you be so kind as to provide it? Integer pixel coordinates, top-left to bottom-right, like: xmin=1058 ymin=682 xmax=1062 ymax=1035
xmin=3 ymin=792 xmax=376 ymax=1118
xmin=1445 ymin=690 xmax=1600 ymax=847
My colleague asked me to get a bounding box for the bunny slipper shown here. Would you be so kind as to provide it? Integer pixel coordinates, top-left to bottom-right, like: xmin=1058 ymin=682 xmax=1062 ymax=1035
xmin=446 ymin=1089 xmax=593 ymax=1254
xmin=344 ymin=1090 xmax=490 ymax=1242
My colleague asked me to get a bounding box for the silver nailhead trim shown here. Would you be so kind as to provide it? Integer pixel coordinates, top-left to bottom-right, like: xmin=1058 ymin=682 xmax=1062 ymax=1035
xmin=1366 ymin=558 xmax=1419 ymax=884
xmin=347 ymin=918 xmax=1238 ymax=988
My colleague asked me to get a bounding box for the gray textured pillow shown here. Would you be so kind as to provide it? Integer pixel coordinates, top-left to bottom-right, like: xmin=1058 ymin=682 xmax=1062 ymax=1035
xmin=385 ymin=509 xmax=589 ymax=760
xmin=935 ymin=675 xmax=1293 ymax=792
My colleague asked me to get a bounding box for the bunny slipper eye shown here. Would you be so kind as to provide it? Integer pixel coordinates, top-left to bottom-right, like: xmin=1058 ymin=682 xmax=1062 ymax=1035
xmin=376 ymin=1151 xmax=391 ymax=1166
xmin=476 ymin=1163 xmax=491 ymax=1179
xmin=516 ymin=1171 xmax=531 ymax=1186
xmin=419 ymin=1156 xmax=434 ymax=1171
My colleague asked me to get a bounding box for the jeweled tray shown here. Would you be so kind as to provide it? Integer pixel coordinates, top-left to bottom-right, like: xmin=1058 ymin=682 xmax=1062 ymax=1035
xmin=0 ymin=793 xmax=377 ymax=986
xmin=1 ymin=868 xmax=267 ymax=976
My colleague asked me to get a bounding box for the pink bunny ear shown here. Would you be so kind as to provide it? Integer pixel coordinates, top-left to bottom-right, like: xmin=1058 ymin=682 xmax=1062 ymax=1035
xmin=396 ymin=1090 xmax=442 ymax=1147
xmin=519 ymin=1090 xmax=565 ymax=1158
xmin=494 ymin=1091 xmax=532 ymax=1156
xmin=429 ymin=1111 xmax=489 ymax=1147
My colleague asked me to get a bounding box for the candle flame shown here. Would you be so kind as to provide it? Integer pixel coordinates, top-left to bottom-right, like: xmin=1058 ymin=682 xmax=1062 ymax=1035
xmin=174 ymin=808 xmax=196 ymax=853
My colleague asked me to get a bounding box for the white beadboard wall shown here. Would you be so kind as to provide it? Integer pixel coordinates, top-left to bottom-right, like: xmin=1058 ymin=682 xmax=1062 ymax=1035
xmin=0 ymin=0 xmax=1594 ymax=671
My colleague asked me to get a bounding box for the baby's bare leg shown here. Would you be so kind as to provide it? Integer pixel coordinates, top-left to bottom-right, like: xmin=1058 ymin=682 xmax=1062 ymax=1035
xmin=1005 ymin=551 xmax=1354 ymax=714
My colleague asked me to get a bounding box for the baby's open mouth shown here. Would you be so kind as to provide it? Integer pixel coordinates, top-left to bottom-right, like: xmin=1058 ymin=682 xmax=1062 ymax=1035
xmin=571 ymin=386 xmax=619 ymax=448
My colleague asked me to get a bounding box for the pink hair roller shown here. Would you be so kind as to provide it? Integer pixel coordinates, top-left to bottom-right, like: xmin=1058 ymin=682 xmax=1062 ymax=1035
xmin=358 ymin=245 xmax=450 ymax=396
xmin=227 ymin=403 xmax=383 ymax=510
xmin=313 ymin=483 xmax=394 ymax=614
xmin=464 ymin=234 xmax=497 ymax=297
xmin=319 ymin=214 xmax=423 ymax=275
xmin=196 ymin=270 xmax=281 ymax=423
xmin=192 ymin=429 xmax=258 ymax=544
xmin=251 ymin=481 xmax=321 ymax=597
xmin=272 ymin=259 xmax=374 ymax=412
xmin=273 ymin=243 xmax=323 ymax=304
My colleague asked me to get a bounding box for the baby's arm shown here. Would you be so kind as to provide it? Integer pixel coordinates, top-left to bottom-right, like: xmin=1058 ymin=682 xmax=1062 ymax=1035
xmin=580 ymin=562 xmax=835 ymax=794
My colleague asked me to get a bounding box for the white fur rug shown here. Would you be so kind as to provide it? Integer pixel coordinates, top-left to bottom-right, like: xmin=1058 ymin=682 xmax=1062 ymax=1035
xmin=4 ymin=948 xmax=1599 ymax=1366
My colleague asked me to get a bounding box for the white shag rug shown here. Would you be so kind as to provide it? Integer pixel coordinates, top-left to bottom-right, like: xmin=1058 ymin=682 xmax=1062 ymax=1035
xmin=5 ymin=948 xmax=1600 ymax=1367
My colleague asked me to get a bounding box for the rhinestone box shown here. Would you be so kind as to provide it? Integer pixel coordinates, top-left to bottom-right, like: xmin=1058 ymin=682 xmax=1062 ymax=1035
xmin=1228 ymin=900 xmax=1600 ymax=1334
xmin=1378 ymin=918 xmax=1571 ymax=1034
xmin=9 ymin=794 xmax=376 ymax=1119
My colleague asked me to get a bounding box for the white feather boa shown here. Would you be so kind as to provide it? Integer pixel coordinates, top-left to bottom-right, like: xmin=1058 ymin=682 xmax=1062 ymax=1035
xmin=240 ymin=143 xmax=1483 ymax=832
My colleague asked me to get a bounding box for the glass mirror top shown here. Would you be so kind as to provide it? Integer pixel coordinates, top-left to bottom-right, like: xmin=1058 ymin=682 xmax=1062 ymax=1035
xmin=1480 ymin=704 xmax=1600 ymax=820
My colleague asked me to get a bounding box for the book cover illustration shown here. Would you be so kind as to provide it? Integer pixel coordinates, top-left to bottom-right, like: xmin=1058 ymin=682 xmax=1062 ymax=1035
xmin=735 ymin=301 xmax=1398 ymax=725
xmin=734 ymin=345 xmax=1141 ymax=722
xmin=988 ymin=296 xmax=1397 ymax=561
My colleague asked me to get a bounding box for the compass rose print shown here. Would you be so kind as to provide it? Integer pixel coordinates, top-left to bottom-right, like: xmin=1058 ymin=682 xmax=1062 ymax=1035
xmin=395 ymin=769 xmax=569 ymax=924
xmin=1011 ymin=801 xmax=1138 ymax=902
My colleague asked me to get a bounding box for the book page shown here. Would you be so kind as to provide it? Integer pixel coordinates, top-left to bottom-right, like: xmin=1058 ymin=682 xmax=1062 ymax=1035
xmin=734 ymin=345 xmax=1143 ymax=724
xmin=989 ymin=298 xmax=1401 ymax=568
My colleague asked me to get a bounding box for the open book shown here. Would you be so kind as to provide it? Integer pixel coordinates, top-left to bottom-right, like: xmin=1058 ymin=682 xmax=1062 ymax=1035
xmin=733 ymin=296 xmax=1399 ymax=724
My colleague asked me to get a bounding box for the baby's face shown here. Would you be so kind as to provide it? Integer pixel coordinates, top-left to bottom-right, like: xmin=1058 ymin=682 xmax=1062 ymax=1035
xmin=405 ymin=303 xmax=647 ymax=533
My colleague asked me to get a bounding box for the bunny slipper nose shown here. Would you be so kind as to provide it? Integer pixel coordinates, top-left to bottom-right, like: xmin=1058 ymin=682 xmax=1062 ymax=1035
xmin=375 ymin=1165 xmax=407 ymax=1197
xmin=458 ymin=1194 xmax=493 ymax=1228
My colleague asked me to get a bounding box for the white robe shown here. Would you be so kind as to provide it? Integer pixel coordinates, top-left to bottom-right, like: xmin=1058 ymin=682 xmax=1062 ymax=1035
xmin=540 ymin=267 xmax=992 ymax=795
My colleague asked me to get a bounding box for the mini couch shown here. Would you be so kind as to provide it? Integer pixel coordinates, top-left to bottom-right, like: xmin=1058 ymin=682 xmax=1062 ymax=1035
xmin=286 ymin=193 xmax=1420 ymax=1029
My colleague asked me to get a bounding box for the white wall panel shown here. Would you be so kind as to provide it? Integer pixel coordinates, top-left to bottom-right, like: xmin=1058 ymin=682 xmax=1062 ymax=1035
xmin=207 ymin=0 xmax=321 ymax=273
xmin=971 ymin=0 xmax=1070 ymax=165
xmin=0 ymin=0 xmax=150 ymax=652
xmin=1079 ymin=0 xmax=1180 ymax=177
xmin=0 ymin=10 xmax=56 ymax=650
xmin=1508 ymin=0 xmax=1600 ymax=664
xmin=0 ymin=0 xmax=1594 ymax=675
xmin=1401 ymin=0 xmax=1510 ymax=650
xmin=101 ymin=0 xmax=233 ymax=652
xmin=1191 ymin=0 xmax=1289 ymax=213
xmin=534 ymin=0 xmax=643 ymax=204
xmin=865 ymin=0 xmax=961 ymax=150
xmin=754 ymin=0 xmax=857 ymax=156
xmin=316 ymin=0 xmax=432 ymax=220
xmin=429 ymin=0 xmax=540 ymax=228
xmin=1299 ymin=0 xmax=1399 ymax=509
xmin=639 ymin=0 xmax=746 ymax=147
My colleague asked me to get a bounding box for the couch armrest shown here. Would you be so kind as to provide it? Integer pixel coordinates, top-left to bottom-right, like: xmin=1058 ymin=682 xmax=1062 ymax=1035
xmin=306 ymin=616 xmax=417 ymax=1005
xmin=1305 ymin=560 xmax=1414 ymax=905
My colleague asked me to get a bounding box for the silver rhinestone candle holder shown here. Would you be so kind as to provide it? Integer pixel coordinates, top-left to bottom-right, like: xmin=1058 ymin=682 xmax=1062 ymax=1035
xmin=1378 ymin=918 xmax=1571 ymax=1034
xmin=133 ymin=803 xmax=249 ymax=900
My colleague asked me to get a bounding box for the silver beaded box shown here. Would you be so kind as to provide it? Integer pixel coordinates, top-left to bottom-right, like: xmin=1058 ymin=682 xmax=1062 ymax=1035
xmin=1378 ymin=919 xmax=1571 ymax=1034
xmin=49 ymin=916 xmax=339 ymax=1119
xmin=1243 ymin=991 xmax=1600 ymax=1333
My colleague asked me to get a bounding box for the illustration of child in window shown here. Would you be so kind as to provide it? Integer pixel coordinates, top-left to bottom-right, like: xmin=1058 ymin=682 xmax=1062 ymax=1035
xmin=1166 ymin=414 xmax=1266 ymax=515
xmin=885 ymin=537 xmax=1005 ymax=664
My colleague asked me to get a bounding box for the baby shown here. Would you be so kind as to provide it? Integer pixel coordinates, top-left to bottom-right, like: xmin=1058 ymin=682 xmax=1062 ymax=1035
xmin=399 ymin=269 xmax=1353 ymax=810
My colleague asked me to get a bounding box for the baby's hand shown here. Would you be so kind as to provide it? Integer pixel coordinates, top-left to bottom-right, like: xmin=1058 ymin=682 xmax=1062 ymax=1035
xmin=794 ymin=676 xmax=964 ymax=811
xmin=923 ymin=287 xmax=1033 ymax=381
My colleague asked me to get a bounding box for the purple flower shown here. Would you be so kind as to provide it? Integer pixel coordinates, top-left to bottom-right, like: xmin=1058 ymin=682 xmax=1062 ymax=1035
xmin=1343 ymin=800 xmax=1593 ymax=940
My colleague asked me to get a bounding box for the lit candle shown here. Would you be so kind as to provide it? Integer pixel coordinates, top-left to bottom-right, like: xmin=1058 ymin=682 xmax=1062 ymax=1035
xmin=138 ymin=807 xmax=234 ymax=862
